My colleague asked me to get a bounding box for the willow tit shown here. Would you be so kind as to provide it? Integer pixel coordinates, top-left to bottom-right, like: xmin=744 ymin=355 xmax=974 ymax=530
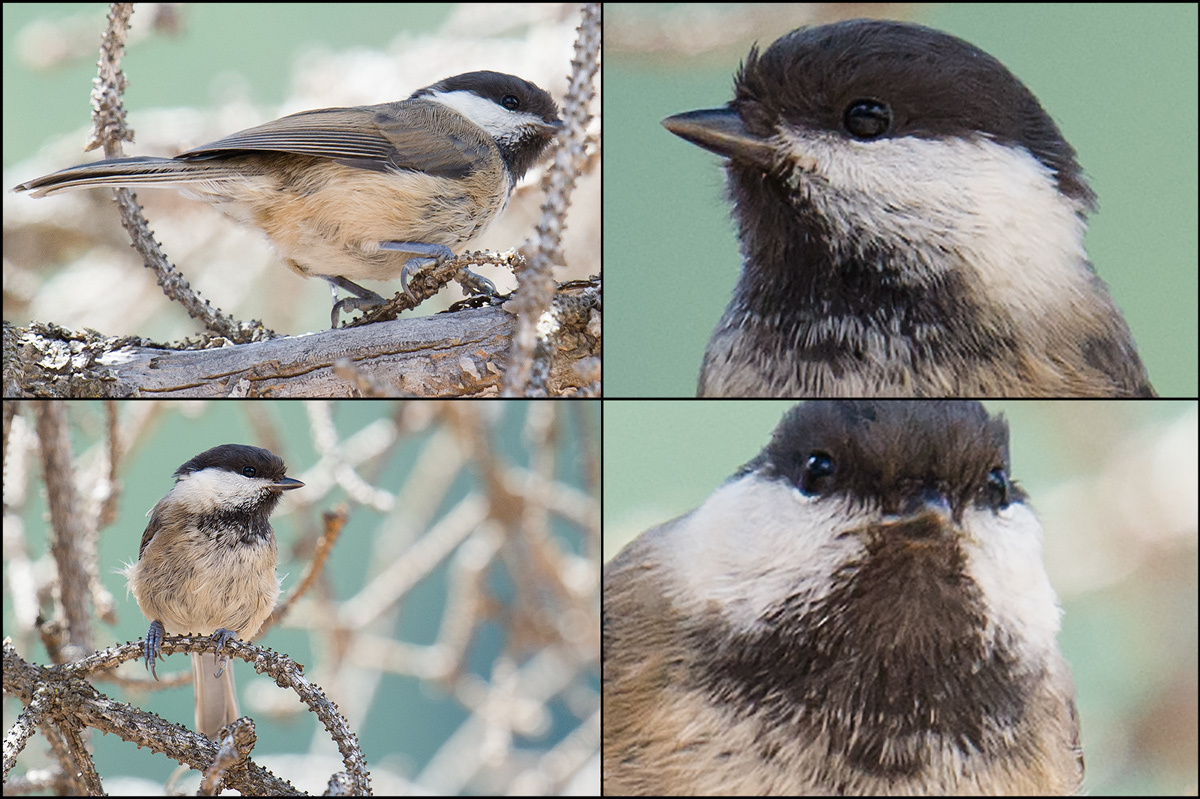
xmin=15 ymin=71 xmax=562 ymax=327
xmin=663 ymin=20 xmax=1154 ymax=397
xmin=603 ymin=401 xmax=1084 ymax=795
xmin=124 ymin=444 xmax=303 ymax=739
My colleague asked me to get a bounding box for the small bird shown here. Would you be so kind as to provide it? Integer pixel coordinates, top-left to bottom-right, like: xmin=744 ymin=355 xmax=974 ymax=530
xmin=603 ymin=400 xmax=1084 ymax=795
xmin=663 ymin=19 xmax=1154 ymax=397
xmin=124 ymin=444 xmax=303 ymax=739
xmin=16 ymin=71 xmax=562 ymax=327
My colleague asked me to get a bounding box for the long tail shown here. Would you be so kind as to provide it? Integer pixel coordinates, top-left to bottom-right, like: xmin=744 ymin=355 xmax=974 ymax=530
xmin=14 ymin=156 xmax=242 ymax=198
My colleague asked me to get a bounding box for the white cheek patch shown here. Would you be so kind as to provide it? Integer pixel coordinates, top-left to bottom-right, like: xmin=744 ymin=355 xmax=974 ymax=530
xmin=662 ymin=475 xmax=868 ymax=631
xmin=429 ymin=89 xmax=542 ymax=145
xmin=661 ymin=476 xmax=1065 ymax=661
xmin=776 ymin=129 xmax=1093 ymax=320
xmin=172 ymin=468 xmax=268 ymax=513
xmin=961 ymin=503 xmax=1063 ymax=658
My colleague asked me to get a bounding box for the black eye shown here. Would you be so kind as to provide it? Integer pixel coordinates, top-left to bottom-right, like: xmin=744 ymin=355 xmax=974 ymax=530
xmin=242 ymin=466 xmax=257 ymax=478
xmin=843 ymin=100 xmax=891 ymax=140
xmin=800 ymin=451 xmax=836 ymax=496
xmin=502 ymin=93 xmax=520 ymax=111
xmin=986 ymin=467 xmax=1010 ymax=509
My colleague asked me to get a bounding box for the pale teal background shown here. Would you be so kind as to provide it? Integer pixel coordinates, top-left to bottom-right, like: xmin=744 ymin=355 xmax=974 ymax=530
xmin=2 ymin=4 xmax=454 ymax=166
xmin=606 ymin=3 xmax=1199 ymax=397
xmin=604 ymin=401 xmax=1194 ymax=551
xmin=3 ymin=400 xmax=599 ymax=791
xmin=603 ymin=399 xmax=1199 ymax=796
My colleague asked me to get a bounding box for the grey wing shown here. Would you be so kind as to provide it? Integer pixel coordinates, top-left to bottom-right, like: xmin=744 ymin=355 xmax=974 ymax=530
xmin=138 ymin=502 xmax=167 ymax=559
xmin=177 ymin=102 xmax=490 ymax=179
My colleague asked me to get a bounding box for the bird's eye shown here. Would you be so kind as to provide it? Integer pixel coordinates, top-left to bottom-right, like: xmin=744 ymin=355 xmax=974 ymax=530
xmin=502 ymin=94 xmax=520 ymax=111
xmin=242 ymin=466 xmax=257 ymax=478
xmin=843 ymin=99 xmax=891 ymax=140
xmin=800 ymin=451 xmax=836 ymax=496
xmin=986 ymin=467 xmax=1011 ymax=509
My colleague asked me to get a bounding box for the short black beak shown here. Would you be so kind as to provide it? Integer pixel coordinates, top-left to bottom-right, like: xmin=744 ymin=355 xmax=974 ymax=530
xmin=663 ymin=107 xmax=776 ymax=172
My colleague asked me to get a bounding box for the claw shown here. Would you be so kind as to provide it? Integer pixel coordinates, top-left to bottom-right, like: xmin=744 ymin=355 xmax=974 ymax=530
xmin=330 ymin=294 xmax=386 ymax=328
xmin=382 ymin=242 xmax=454 ymax=301
xmin=456 ymin=268 xmax=497 ymax=297
xmin=144 ymin=619 xmax=166 ymax=681
xmin=211 ymin=628 xmax=238 ymax=678
xmin=399 ymin=256 xmax=439 ymax=300
xmin=322 ymin=242 xmax=458 ymax=327
xmin=323 ymin=276 xmax=386 ymax=328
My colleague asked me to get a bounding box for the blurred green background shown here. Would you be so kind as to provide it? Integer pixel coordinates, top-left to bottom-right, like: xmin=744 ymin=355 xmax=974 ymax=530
xmin=604 ymin=399 xmax=1199 ymax=796
xmin=605 ymin=3 xmax=1199 ymax=397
